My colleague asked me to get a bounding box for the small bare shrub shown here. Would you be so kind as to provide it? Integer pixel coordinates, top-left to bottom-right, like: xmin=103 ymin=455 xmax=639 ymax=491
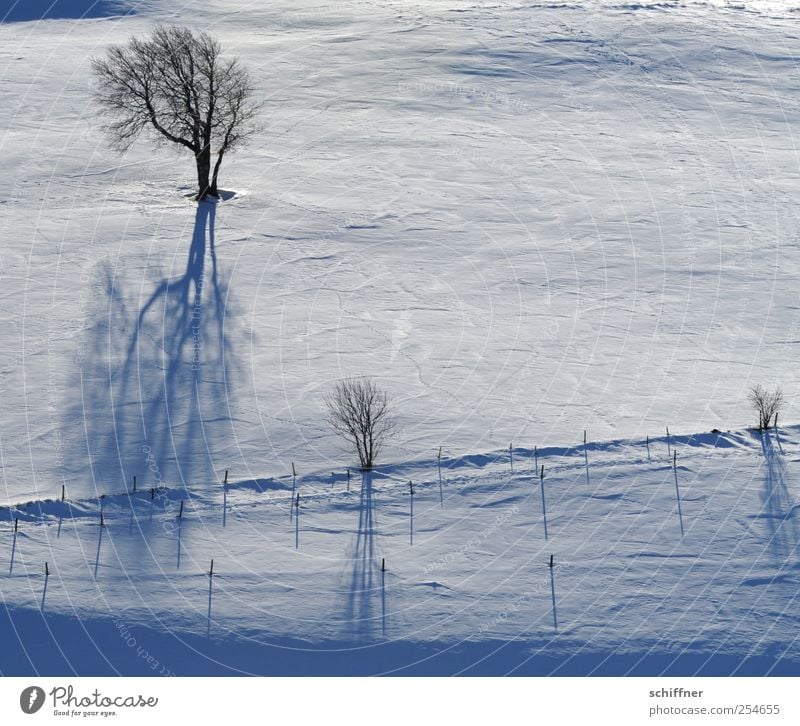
xmin=326 ymin=378 xmax=397 ymax=470
xmin=749 ymin=385 xmax=784 ymax=431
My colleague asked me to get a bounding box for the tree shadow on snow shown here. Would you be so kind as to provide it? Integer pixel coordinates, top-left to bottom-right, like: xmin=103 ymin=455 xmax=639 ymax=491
xmin=340 ymin=471 xmax=382 ymax=639
xmin=1 ymin=1 xmax=135 ymax=23
xmin=64 ymin=201 xmax=240 ymax=498
xmin=758 ymin=432 xmax=800 ymax=563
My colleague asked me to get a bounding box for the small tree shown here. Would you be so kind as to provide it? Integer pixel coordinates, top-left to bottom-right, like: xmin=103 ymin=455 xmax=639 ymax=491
xmin=326 ymin=378 xmax=398 ymax=471
xmin=92 ymin=25 xmax=259 ymax=199
xmin=749 ymin=384 xmax=784 ymax=431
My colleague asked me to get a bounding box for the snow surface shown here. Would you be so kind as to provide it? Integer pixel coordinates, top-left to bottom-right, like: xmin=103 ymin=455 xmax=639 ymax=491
xmin=2 ymin=427 xmax=799 ymax=675
xmin=1 ymin=0 xmax=800 ymax=674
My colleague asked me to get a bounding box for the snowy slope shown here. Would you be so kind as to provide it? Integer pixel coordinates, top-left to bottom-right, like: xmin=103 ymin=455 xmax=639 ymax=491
xmin=2 ymin=426 xmax=799 ymax=675
xmin=2 ymin=0 xmax=800 ymax=506
xmin=1 ymin=0 xmax=800 ymax=674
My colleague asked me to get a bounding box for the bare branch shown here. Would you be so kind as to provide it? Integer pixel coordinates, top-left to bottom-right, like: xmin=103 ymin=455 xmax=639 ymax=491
xmin=325 ymin=378 xmax=398 ymax=470
xmin=749 ymin=385 xmax=784 ymax=431
xmin=91 ymin=25 xmax=259 ymax=198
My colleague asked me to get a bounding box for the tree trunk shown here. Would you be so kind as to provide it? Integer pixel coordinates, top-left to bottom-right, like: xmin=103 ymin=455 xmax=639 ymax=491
xmin=196 ymin=146 xmax=213 ymax=200
xmin=210 ymin=150 xmax=225 ymax=198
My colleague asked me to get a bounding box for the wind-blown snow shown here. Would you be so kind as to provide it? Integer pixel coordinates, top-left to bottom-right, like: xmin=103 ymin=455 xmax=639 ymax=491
xmin=1 ymin=0 xmax=799 ymax=674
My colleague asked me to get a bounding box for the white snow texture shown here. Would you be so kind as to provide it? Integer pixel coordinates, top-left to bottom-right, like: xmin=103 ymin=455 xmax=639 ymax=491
xmin=1 ymin=0 xmax=799 ymax=675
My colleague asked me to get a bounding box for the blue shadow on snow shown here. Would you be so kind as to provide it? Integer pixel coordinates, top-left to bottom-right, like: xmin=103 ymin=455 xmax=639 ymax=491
xmin=2 ymin=604 xmax=798 ymax=676
xmin=62 ymin=200 xmax=241 ymax=498
xmin=1 ymin=1 xmax=135 ymax=22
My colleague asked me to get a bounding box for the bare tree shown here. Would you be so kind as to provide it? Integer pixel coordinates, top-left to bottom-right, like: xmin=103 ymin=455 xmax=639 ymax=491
xmin=326 ymin=378 xmax=398 ymax=471
xmin=92 ymin=25 xmax=259 ymax=199
xmin=749 ymin=384 xmax=784 ymax=431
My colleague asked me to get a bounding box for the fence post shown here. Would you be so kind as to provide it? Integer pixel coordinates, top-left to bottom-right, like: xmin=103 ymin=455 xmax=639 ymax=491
xmin=540 ymin=465 xmax=548 ymax=541
xmin=548 ymin=554 xmax=558 ymax=632
xmin=409 ymin=481 xmax=414 ymax=546
xmin=583 ymin=430 xmax=590 ymax=486
xmin=673 ymin=450 xmax=685 ymax=537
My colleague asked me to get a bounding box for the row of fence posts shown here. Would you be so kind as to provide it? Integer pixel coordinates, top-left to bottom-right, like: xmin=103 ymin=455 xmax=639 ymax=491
xmin=509 ymin=427 xmax=687 ymax=540
xmin=14 ymin=419 xmax=776 ymax=539
xmin=13 ymin=422 xmax=787 ymax=629
xmin=22 ymin=424 xmax=685 ymax=567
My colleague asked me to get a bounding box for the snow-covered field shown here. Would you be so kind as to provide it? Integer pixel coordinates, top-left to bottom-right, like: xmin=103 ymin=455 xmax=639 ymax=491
xmin=2 ymin=427 xmax=799 ymax=675
xmin=1 ymin=0 xmax=800 ymax=675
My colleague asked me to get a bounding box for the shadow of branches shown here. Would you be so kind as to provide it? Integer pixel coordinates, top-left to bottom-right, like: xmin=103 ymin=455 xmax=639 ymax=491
xmin=64 ymin=202 xmax=240 ymax=496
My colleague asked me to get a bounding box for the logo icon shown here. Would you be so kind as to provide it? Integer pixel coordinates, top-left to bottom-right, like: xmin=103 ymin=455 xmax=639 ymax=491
xmin=20 ymin=687 xmax=45 ymax=715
